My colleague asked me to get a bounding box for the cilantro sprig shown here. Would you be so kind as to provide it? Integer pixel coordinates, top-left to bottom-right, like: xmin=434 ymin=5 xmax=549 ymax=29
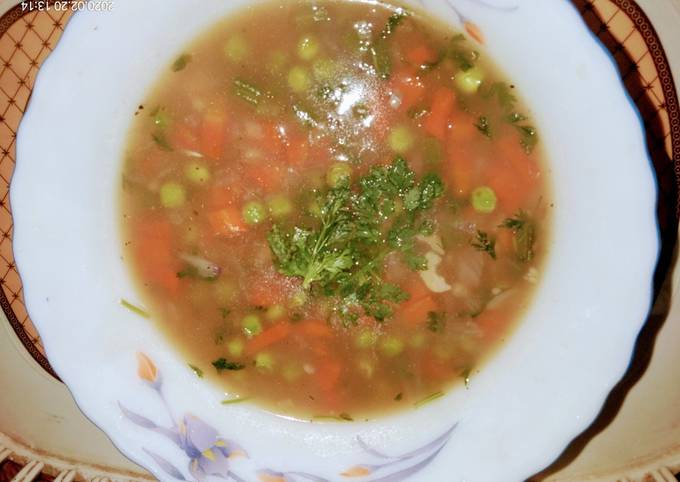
xmin=267 ymin=158 xmax=444 ymax=322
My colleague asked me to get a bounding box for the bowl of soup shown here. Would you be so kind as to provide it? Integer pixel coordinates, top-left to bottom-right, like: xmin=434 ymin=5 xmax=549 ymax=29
xmin=11 ymin=0 xmax=658 ymax=480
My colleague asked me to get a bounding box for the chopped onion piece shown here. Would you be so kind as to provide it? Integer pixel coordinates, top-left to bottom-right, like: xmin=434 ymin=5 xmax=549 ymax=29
xmin=416 ymin=234 xmax=444 ymax=256
xmin=419 ymin=251 xmax=451 ymax=293
xmin=182 ymin=149 xmax=204 ymax=158
xmin=180 ymin=253 xmax=221 ymax=279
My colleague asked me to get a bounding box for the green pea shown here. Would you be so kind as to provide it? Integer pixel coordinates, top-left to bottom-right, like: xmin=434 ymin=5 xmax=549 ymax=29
xmin=227 ymin=338 xmax=244 ymax=358
xmin=241 ymin=314 xmax=262 ymax=337
xmin=266 ymin=304 xmax=286 ymax=321
xmin=184 ymin=162 xmax=210 ymax=184
xmin=388 ymin=126 xmax=414 ymax=153
xmin=355 ymin=330 xmax=377 ymax=349
xmin=242 ymin=201 xmax=266 ymax=224
xmin=326 ymin=162 xmax=352 ymax=187
xmin=470 ymin=186 xmax=497 ymax=214
xmin=455 ymin=67 xmax=484 ymax=94
xmin=267 ymin=195 xmax=293 ymax=219
xmin=297 ymin=35 xmax=320 ymax=61
xmin=224 ymin=34 xmax=249 ymax=62
xmin=288 ymin=66 xmax=311 ymax=93
xmin=255 ymin=352 xmax=275 ymax=371
xmin=159 ymin=182 xmax=186 ymax=208
xmin=380 ymin=337 xmax=404 ymax=357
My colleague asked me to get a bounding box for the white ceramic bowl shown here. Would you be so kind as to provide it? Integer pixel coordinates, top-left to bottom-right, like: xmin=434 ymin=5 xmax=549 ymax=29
xmin=11 ymin=0 xmax=659 ymax=481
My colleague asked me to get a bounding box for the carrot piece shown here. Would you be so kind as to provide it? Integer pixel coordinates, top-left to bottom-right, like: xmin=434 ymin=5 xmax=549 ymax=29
xmin=399 ymin=295 xmax=439 ymax=325
xmin=485 ymin=135 xmax=540 ymax=213
xmin=297 ymin=320 xmax=334 ymax=338
xmin=316 ymin=358 xmax=342 ymax=393
xmin=247 ymin=322 xmax=292 ymax=354
xmin=405 ymin=44 xmax=438 ymax=67
xmin=244 ymin=164 xmax=282 ymax=193
xmin=423 ymin=87 xmax=456 ymax=141
xmin=200 ymin=111 xmax=227 ymax=159
xmin=134 ymin=219 xmax=180 ymax=294
xmin=207 ymin=206 xmax=246 ymax=237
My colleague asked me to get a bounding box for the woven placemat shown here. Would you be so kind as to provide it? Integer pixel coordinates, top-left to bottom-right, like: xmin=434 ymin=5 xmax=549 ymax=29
xmin=0 ymin=1 xmax=678 ymax=481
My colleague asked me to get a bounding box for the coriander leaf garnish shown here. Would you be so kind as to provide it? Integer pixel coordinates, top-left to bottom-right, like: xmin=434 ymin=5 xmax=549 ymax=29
xmin=267 ymin=158 xmax=443 ymax=322
xmin=188 ymin=364 xmax=203 ymax=378
xmin=474 ymin=116 xmax=492 ymax=138
xmin=481 ymin=84 xmax=538 ymax=153
xmin=267 ymin=185 xmax=354 ymax=289
xmin=427 ymin=311 xmax=446 ymax=332
xmin=471 ymin=230 xmax=496 ymax=259
xmin=506 ymin=112 xmax=527 ymax=124
xmin=171 ymin=53 xmax=192 ymax=72
xmin=414 ymin=390 xmax=444 ymax=408
xmin=380 ymin=9 xmax=408 ymax=39
xmin=461 ymin=367 xmax=472 ymax=388
xmin=515 ymin=124 xmax=538 ymax=153
xmin=370 ymin=8 xmax=409 ymax=80
xmin=151 ymin=131 xmax=173 ymax=151
xmin=500 ymin=211 xmax=536 ymax=262
xmin=212 ymin=358 xmax=245 ymax=372
xmin=500 ymin=211 xmax=528 ymax=230
xmin=481 ymin=81 xmax=517 ymax=111
xmin=221 ymin=396 xmax=251 ymax=405
xmin=120 ymin=298 xmax=150 ymax=319
xmin=448 ymin=34 xmax=478 ymax=71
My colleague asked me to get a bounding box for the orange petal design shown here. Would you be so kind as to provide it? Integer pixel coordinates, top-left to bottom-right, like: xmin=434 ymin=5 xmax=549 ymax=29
xmin=464 ymin=21 xmax=485 ymax=44
xmin=341 ymin=466 xmax=371 ymax=477
xmin=228 ymin=449 xmax=248 ymax=460
xmin=136 ymin=352 xmax=158 ymax=383
xmin=258 ymin=476 xmax=287 ymax=482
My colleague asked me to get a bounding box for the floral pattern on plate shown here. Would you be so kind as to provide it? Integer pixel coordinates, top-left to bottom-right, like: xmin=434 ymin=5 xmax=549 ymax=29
xmin=120 ymin=353 xmax=457 ymax=481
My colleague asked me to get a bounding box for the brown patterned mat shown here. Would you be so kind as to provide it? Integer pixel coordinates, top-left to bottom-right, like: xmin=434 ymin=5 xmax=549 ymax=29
xmin=0 ymin=0 xmax=678 ymax=479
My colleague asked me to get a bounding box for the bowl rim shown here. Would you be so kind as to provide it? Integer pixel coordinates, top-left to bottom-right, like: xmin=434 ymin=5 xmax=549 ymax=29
xmin=10 ymin=0 xmax=660 ymax=480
